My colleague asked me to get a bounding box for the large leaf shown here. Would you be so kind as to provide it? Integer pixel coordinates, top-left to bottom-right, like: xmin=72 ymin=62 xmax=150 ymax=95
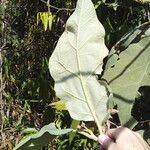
xmin=14 ymin=123 xmax=72 ymax=150
xmin=103 ymin=22 xmax=150 ymax=128
xmin=49 ymin=0 xmax=109 ymax=132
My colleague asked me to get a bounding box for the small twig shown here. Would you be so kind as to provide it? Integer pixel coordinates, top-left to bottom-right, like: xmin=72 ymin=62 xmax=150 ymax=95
xmin=77 ymin=122 xmax=98 ymax=141
xmin=139 ymin=120 xmax=150 ymax=123
xmin=147 ymin=3 xmax=150 ymax=22
xmin=0 ymin=0 xmax=7 ymax=146
xmin=109 ymin=120 xmax=120 ymax=128
xmin=40 ymin=0 xmax=75 ymax=11
xmin=78 ymin=131 xmax=98 ymax=141
xmin=47 ymin=0 xmax=50 ymax=13
xmin=0 ymin=84 xmax=5 ymax=93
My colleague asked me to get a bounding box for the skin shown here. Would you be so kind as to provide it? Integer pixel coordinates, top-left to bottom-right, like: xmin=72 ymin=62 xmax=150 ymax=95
xmin=98 ymin=127 xmax=150 ymax=150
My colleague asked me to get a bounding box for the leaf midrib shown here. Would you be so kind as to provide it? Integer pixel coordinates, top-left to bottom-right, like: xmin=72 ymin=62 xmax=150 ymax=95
xmin=75 ymin=0 xmax=102 ymax=133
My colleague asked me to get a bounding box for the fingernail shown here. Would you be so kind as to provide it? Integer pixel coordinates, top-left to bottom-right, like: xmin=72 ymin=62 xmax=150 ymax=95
xmin=98 ymin=134 xmax=110 ymax=145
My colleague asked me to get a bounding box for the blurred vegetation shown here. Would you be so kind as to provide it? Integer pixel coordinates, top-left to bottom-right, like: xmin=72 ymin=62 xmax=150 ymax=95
xmin=0 ymin=0 xmax=149 ymax=149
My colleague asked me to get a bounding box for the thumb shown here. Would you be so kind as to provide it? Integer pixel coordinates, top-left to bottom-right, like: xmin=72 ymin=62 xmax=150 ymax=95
xmin=98 ymin=134 xmax=115 ymax=150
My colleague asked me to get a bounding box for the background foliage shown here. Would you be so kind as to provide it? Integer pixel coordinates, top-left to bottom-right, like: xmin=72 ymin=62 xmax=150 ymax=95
xmin=0 ymin=0 xmax=149 ymax=149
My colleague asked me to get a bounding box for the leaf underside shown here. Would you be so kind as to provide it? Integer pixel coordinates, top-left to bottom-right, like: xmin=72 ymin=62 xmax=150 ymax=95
xmin=49 ymin=0 xmax=109 ymax=129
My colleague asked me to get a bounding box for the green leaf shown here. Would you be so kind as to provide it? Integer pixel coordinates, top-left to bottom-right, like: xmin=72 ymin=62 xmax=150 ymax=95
xmin=49 ymin=100 xmax=67 ymax=110
xmin=105 ymin=23 xmax=150 ymax=70
xmin=49 ymin=0 xmax=109 ymax=133
xmin=41 ymin=12 xmax=49 ymax=31
xmin=37 ymin=12 xmax=53 ymax=31
xmin=14 ymin=123 xmax=72 ymax=150
xmin=48 ymin=13 xmax=53 ymax=30
xmin=21 ymin=128 xmax=38 ymax=135
xmin=69 ymin=120 xmax=80 ymax=144
xmin=103 ymin=22 xmax=150 ymax=128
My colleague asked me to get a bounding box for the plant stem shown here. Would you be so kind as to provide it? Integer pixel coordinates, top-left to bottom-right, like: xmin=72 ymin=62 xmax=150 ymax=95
xmin=75 ymin=0 xmax=103 ymax=135
xmin=0 ymin=0 xmax=6 ymax=147
xmin=40 ymin=0 xmax=75 ymax=11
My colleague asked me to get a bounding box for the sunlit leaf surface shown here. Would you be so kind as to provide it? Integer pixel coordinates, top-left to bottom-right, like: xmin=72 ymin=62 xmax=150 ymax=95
xmin=49 ymin=0 xmax=109 ymax=131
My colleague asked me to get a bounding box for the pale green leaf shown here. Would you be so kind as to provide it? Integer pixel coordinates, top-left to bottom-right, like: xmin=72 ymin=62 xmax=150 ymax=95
xmin=14 ymin=123 xmax=72 ymax=150
xmin=103 ymin=22 xmax=150 ymax=128
xmin=49 ymin=0 xmax=109 ymax=132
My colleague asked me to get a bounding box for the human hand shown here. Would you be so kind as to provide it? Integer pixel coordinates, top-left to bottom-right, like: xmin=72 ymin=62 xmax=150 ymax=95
xmin=98 ymin=127 xmax=150 ymax=150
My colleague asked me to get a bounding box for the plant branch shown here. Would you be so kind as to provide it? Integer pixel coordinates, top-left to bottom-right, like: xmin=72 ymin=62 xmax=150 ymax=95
xmin=78 ymin=130 xmax=98 ymax=141
xmin=47 ymin=0 xmax=50 ymax=13
xmin=77 ymin=122 xmax=98 ymax=141
xmin=40 ymin=0 xmax=75 ymax=11
xmin=0 ymin=0 xmax=6 ymax=146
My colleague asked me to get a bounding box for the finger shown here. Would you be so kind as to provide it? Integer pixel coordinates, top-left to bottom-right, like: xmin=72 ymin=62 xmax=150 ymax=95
xmin=106 ymin=127 xmax=130 ymax=139
xmin=133 ymin=132 xmax=143 ymax=140
xmin=98 ymin=134 xmax=116 ymax=149
xmin=133 ymin=132 xmax=150 ymax=149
